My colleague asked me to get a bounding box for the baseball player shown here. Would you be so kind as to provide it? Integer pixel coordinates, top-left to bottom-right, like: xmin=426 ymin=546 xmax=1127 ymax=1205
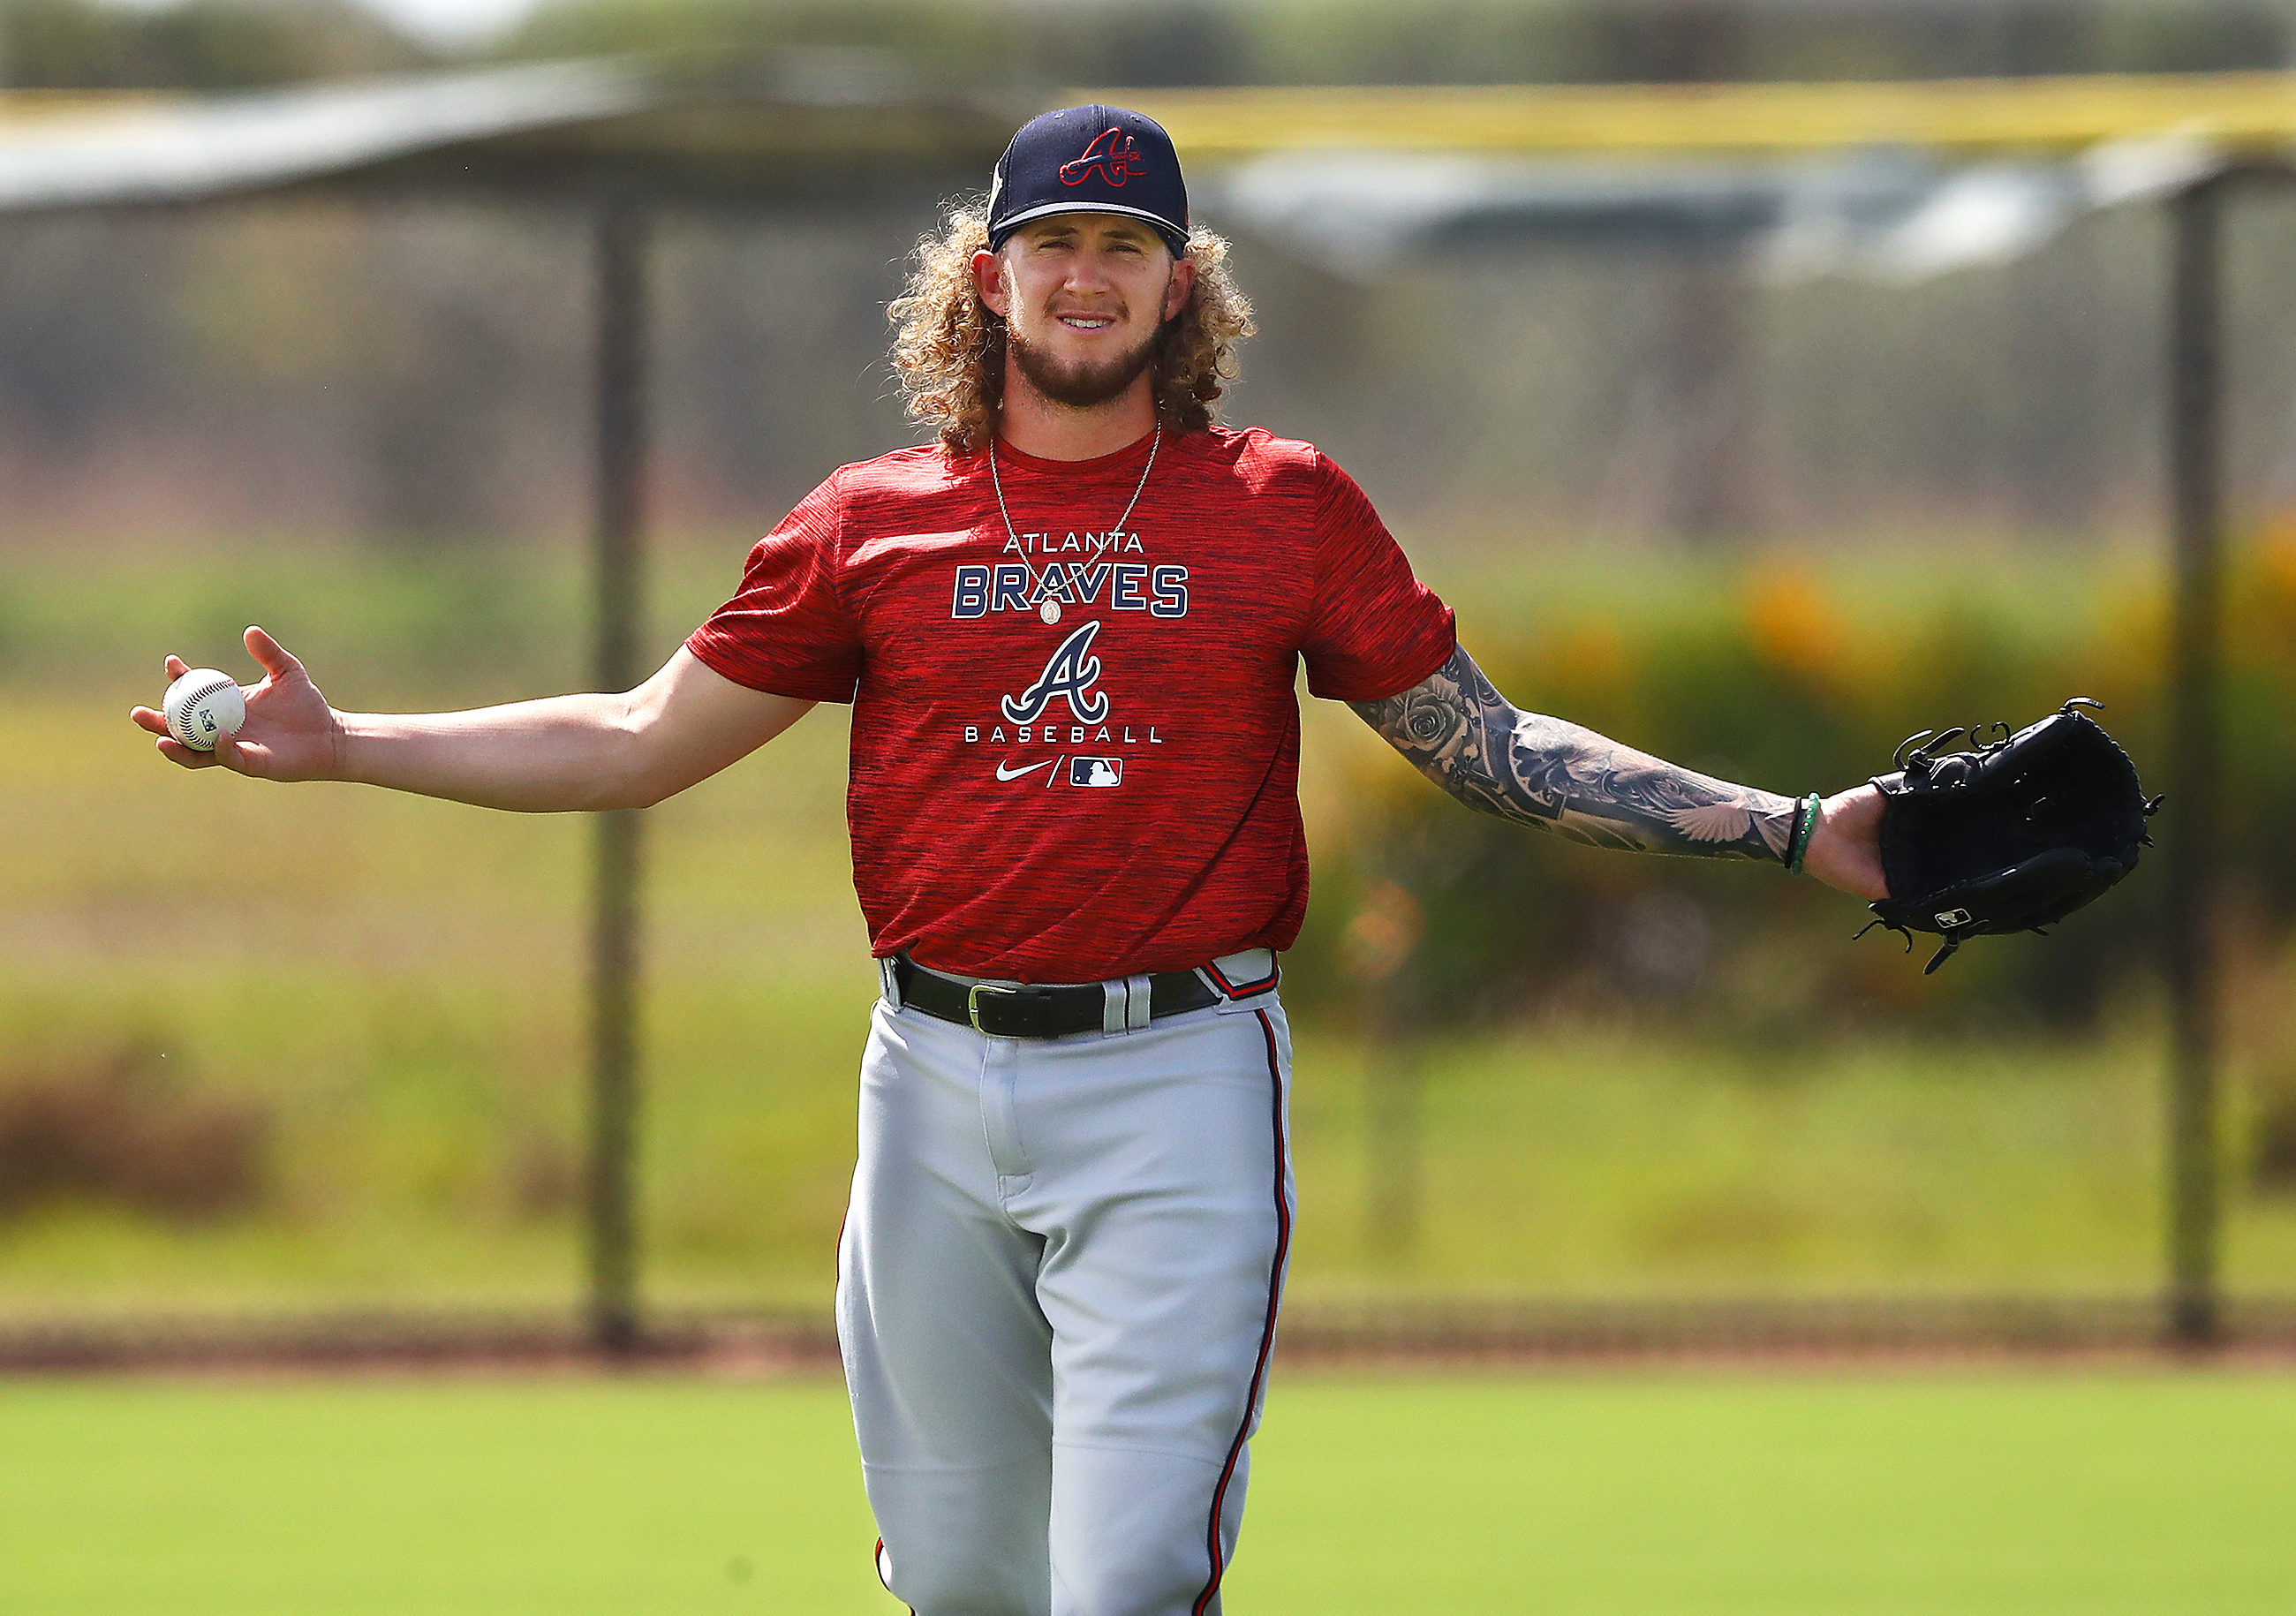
xmin=135 ymin=106 xmax=1885 ymax=1615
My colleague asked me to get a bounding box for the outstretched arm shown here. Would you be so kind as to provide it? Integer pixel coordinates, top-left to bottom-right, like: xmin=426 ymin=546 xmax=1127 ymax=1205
xmin=132 ymin=626 xmax=813 ymax=812
xmin=1350 ymin=645 xmax=1885 ymax=898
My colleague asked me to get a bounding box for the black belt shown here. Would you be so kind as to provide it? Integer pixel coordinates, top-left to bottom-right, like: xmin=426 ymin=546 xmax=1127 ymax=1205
xmin=892 ymin=953 xmax=1218 ymax=1039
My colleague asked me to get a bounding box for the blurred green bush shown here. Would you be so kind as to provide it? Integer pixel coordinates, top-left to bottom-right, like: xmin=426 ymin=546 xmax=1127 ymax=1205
xmin=0 ymin=1038 xmax=269 ymax=1224
xmin=1288 ymin=529 xmax=2296 ymax=1042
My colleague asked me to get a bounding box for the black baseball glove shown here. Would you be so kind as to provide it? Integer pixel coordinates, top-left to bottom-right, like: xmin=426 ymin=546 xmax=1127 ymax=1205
xmin=1857 ymin=699 xmax=2161 ymax=974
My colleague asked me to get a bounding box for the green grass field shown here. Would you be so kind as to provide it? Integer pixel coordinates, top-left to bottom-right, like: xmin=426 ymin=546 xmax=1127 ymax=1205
xmin=4 ymin=1371 xmax=2292 ymax=1614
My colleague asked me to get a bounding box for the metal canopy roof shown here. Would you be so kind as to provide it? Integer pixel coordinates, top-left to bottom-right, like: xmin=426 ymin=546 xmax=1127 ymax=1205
xmin=0 ymin=62 xmax=642 ymax=211
xmin=0 ymin=56 xmax=1031 ymax=215
xmin=1102 ymin=74 xmax=2291 ymax=276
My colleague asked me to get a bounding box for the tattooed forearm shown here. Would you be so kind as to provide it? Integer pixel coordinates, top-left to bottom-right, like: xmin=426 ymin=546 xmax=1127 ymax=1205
xmin=1349 ymin=646 xmax=1798 ymax=863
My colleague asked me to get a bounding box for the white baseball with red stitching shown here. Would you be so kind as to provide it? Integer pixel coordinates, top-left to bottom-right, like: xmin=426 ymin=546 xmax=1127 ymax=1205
xmin=162 ymin=668 xmax=245 ymax=751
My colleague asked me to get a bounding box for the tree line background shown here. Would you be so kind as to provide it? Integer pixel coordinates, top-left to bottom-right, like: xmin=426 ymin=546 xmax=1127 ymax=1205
xmin=7 ymin=0 xmax=2296 ymax=91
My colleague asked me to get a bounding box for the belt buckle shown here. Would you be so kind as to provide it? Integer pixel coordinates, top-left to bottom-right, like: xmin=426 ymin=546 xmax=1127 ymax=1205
xmin=967 ymin=982 xmax=1016 ymax=1033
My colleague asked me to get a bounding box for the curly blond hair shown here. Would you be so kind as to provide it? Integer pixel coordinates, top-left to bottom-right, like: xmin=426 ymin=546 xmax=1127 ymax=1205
xmin=888 ymin=202 xmax=1255 ymax=457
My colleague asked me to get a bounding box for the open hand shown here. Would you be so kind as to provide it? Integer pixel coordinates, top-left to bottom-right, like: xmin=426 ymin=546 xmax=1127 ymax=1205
xmin=1802 ymin=783 xmax=1887 ymax=901
xmin=130 ymin=626 xmax=344 ymax=782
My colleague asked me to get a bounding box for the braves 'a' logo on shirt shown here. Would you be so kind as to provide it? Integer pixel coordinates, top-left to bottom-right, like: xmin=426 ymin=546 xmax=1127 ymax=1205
xmin=1003 ymin=620 xmax=1109 ymax=724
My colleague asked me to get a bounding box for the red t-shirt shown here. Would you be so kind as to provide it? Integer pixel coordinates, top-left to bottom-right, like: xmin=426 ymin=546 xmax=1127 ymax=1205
xmin=686 ymin=425 xmax=1454 ymax=982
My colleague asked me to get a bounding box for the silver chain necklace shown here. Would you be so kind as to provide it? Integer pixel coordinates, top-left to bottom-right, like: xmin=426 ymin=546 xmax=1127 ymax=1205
xmin=989 ymin=425 xmax=1161 ymax=625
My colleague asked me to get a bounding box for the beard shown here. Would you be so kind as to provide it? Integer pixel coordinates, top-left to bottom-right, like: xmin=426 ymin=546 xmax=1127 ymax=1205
xmin=1007 ymin=309 xmax=1165 ymax=410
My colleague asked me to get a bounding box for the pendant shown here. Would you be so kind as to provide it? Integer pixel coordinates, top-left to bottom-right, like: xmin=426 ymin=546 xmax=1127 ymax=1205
xmin=1040 ymin=600 xmax=1062 ymax=624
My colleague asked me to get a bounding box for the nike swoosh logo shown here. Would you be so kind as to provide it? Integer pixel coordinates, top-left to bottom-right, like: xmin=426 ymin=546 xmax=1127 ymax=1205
xmin=994 ymin=759 xmax=1054 ymax=782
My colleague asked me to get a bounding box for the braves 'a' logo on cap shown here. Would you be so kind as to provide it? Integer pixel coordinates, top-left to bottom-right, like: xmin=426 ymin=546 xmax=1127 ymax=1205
xmin=1059 ymin=127 xmax=1144 ymax=188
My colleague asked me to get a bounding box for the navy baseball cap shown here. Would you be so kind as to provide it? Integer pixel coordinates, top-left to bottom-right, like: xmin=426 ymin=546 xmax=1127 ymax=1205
xmin=986 ymin=104 xmax=1190 ymax=257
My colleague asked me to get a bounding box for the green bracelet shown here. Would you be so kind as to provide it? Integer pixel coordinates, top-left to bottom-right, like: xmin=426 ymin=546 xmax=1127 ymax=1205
xmin=1786 ymin=792 xmax=1823 ymax=874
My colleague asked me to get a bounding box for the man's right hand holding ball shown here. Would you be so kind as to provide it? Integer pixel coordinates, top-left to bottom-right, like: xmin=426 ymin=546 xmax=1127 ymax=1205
xmin=132 ymin=626 xmax=344 ymax=782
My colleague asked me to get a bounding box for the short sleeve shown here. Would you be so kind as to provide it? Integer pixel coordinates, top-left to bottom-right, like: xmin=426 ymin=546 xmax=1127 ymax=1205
xmin=685 ymin=471 xmax=865 ymax=703
xmin=1299 ymin=456 xmax=1456 ymax=702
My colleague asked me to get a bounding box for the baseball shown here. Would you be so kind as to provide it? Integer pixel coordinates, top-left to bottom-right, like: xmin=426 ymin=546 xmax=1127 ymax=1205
xmin=163 ymin=668 xmax=245 ymax=751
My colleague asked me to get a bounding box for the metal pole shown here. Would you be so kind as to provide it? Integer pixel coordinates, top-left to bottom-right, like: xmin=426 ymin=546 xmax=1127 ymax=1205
xmin=1660 ymin=245 xmax=1751 ymax=544
xmin=2164 ymin=175 xmax=2225 ymax=1352
xmin=587 ymin=202 xmax=648 ymax=1358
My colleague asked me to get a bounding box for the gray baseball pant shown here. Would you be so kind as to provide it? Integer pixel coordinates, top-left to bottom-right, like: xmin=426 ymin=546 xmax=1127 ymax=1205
xmin=836 ymin=972 xmax=1295 ymax=1616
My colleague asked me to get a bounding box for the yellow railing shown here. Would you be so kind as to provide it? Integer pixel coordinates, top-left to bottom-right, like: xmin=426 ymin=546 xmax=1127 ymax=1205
xmin=0 ymin=91 xmax=170 ymax=123
xmin=1069 ymin=72 xmax=2296 ymax=157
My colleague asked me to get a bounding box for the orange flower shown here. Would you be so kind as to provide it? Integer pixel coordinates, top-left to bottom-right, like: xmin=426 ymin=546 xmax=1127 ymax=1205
xmin=1745 ymin=567 xmax=1845 ymax=687
xmin=1541 ymin=622 xmax=1630 ymax=705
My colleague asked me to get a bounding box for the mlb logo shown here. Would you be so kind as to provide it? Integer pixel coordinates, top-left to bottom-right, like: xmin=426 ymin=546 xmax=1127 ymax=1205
xmin=1070 ymin=758 xmax=1122 ymax=788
